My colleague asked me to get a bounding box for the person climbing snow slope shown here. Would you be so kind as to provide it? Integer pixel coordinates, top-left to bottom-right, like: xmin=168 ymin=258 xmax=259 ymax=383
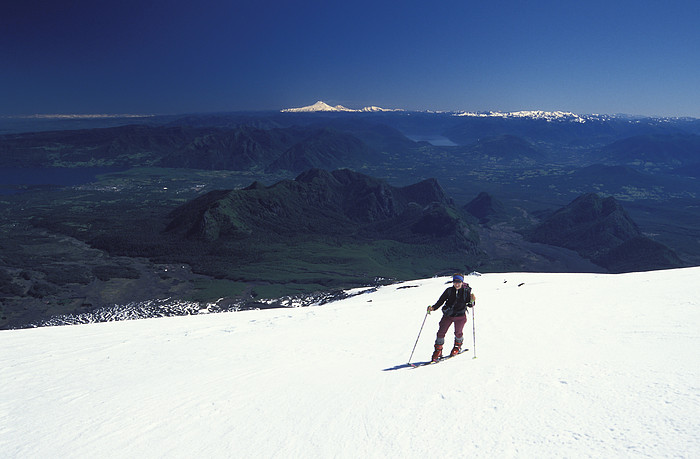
xmin=427 ymin=273 xmax=475 ymax=362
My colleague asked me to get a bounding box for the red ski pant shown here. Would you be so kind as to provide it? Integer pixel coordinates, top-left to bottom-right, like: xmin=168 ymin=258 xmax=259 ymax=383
xmin=435 ymin=314 xmax=467 ymax=345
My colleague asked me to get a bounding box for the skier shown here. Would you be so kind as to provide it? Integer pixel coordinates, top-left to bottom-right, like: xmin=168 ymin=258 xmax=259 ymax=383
xmin=427 ymin=273 xmax=474 ymax=362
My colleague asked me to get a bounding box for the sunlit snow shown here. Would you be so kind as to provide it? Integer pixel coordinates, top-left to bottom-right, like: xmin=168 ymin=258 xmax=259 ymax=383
xmin=2 ymin=268 xmax=699 ymax=457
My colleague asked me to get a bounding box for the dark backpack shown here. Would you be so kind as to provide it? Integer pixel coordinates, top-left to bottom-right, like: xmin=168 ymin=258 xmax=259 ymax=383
xmin=444 ymin=285 xmax=471 ymax=316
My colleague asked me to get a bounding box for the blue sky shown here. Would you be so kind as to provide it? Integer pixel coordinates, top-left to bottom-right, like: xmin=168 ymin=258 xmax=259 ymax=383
xmin=2 ymin=0 xmax=699 ymax=117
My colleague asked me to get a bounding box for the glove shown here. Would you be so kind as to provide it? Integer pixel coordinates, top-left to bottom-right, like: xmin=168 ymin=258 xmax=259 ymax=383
xmin=427 ymin=305 xmax=433 ymax=314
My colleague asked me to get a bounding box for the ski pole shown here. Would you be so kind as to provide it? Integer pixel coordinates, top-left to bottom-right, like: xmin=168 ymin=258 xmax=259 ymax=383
xmin=408 ymin=308 xmax=430 ymax=364
xmin=471 ymin=304 xmax=477 ymax=359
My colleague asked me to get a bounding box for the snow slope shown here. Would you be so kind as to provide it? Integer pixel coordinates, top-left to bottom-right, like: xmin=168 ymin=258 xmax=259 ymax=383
xmin=2 ymin=268 xmax=699 ymax=458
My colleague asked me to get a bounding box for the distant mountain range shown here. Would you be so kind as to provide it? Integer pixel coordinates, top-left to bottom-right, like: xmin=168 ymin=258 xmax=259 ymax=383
xmin=456 ymin=110 xmax=591 ymax=123
xmin=281 ymin=101 xmax=404 ymax=113
xmin=3 ymin=115 xmax=699 ymax=174
xmin=1 ymin=107 xmax=699 ymax=326
xmin=160 ymin=171 xmax=681 ymax=277
xmin=166 ymin=168 xmax=478 ymax=251
xmin=280 ymin=102 xmax=699 ymax=123
xmin=599 ymin=133 xmax=700 ymax=168
xmin=0 ymin=125 xmax=379 ymax=173
xmin=528 ymin=193 xmax=681 ymax=272
xmin=452 ymin=110 xmax=700 ymax=123
xmin=144 ymin=168 xmax=483 ymax=288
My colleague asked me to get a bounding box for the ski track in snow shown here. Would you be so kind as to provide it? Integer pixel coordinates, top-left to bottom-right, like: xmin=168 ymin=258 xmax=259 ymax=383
xmin=2 ymin=268 xmax=699 ymax=458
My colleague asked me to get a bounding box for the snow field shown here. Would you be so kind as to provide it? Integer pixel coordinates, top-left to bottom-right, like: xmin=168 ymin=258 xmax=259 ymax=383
xmin=1 ymin=268 xmax=699 ymax=458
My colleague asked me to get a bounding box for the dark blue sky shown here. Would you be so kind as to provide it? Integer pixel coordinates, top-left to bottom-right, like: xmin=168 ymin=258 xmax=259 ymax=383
xmin=3 ymin=0 xmax=700 ymax=117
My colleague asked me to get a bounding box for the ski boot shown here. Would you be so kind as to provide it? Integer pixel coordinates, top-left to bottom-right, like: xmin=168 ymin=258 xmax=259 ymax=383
xmin=450 ymin=339 xmax=463 ymax=356
xmin=431 ymin=344 xmax=443 ymax=362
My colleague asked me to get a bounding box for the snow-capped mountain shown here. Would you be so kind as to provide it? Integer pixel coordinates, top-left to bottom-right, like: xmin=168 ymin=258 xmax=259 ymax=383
xmin=455 ymin=110 xmax=597 ymax=123
xmin=452 ymin=110 xmax=697 ymax=123
xmin=281 ymin=100 xmax=403 ymax=113
xmin=279 ymin=103 xmax=695 ymax=123
xmin=2 ymin=268 xmax=698 ymax=457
